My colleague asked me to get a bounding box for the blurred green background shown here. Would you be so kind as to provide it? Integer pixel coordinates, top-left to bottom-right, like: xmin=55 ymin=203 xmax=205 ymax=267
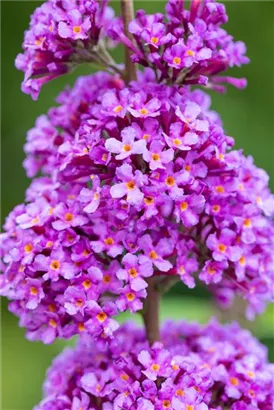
xmin=1 ymin=1 xmax=274 ymax=409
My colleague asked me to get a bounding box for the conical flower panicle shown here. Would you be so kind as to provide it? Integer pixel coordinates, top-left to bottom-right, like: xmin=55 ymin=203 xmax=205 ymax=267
xmin=34 ymin=320 xmax=274 ymax=409
xmin=1 ymin=71 xmax=273 ymax=342
xmin=1 ymin=1 xmax=273 ymax=409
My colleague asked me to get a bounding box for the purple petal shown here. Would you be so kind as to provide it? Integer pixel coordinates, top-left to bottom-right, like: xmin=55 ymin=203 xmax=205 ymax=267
xmin=58 ymin=22 xmax=72 ymax=39
xmin=110 ymin=183 xmax=127 ymax=198
xmin=105 ymin=138 xmax=123 ymax=154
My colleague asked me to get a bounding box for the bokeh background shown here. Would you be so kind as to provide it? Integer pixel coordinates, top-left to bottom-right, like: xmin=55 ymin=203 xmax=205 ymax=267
xmin=1 ymin=1 xmax=274 ymax=409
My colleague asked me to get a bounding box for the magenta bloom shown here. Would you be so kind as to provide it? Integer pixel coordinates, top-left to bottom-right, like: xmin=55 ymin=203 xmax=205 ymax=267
xmin=33 ymin=320 xmax=274 ymax=409
xmin=3 ymin=3 xmax=274 ymax=408
xmin=128 ymin=92 xmax=162 ymax=118
xmin=175 ymin=194 xmax=206 ymax=227
xmin=105 ymin=126 xmax=147 ymax=160
xmin=58 ymin=9 xmax=92 ymax=40
xmin=117 ymin=253 xmax=153 ymax=291
xmin=163 ymin=40 xmax=212 ymax=69
xmin=144 ymin=140 xmax=174 ymax=170
xmin=15 ymin=0 xmax=116 ymax=99
xmin=108 ymin=0 xmax=249 ymax=90
xmin=1 ymin=71 xmax=273 ymax=343
xmin=110 ymin=164 xmax=147 ymax=205
xmin=207 ymin=229 xmax=242 ymax=263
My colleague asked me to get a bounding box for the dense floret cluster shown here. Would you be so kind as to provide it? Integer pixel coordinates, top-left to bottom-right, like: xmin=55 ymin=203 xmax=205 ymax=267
xmin=1 ymin=71 xmax=273 ymax=343
xmin=16 ymin=0 xmax=250 ymax=100
xmin=109 ymin=0 xmax=249 ymax=90
xmin=34 ymin=320 xmax=274 ymax=410
xmin=15 ymin=0 xmax=117 ymax=99
xmin=2 ymin=0 xmax=274 ymax=409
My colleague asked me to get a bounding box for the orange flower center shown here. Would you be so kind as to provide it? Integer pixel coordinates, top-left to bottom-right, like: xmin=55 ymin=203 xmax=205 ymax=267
xmin=173 ymin=56 xmax=182 ymax=65
xmin=176 ymin=389 xmax=184 ymax=397
xmin=73 ymin=26 xmax=82 ymax=34
xmin=120 ymin=373 xmax=129 ymax=381
xmin=24 ymin=243 xmax=33 ymax=253
xmin=83 ymin=279 xmax=92 ymax=290
xmin=180 ymin=201 xmax=188 ymax=211
xmin=103 ymin=275 xmax=111 ymax=284
xmin=123 ymin=144 xmax=132 ymax=152
xmin=218 ymin=244 xmax=227 ymax=253
xmin=139 ymin=108 xmax=148 ymax=115
xmin=113 ymin=105 xmax=123 ymax=113
xmin=207 ymin=266 xmax=216 ymax=275
xmin=65 ymin=213 xmax=74 ymax=222
xmin=152 ymin=153 xmax=160 ymax=161
xmin=50 ymin=260 xmax=61 ymax=271
xmin=78 ymin=323 xmax=85 ymax=332
xmin=49 ymin=319 xmax=57 ymax=328
xmin=151 ymin=37 xmax=159 ymax=45
xmin=239 ymin=256 xmax=246 ymax=266
xmin=48 ymin=207 xmax=54 ymax=215
xmin=144 ymin=196 xmax=155 ymax=205
xmin=230 ymin=377 xmax=239 ymax=386
xmin=48 ymin=304 xmax=56 ymax=312
xmin=129 ymin=268 xmax=138 ymax=278
xmin=126 ymin=292 xmax=135 ymax=301
xmin=151 ymin=363 xmax=160 ymax=371
xmin=30 ymin=287 xmax=38 ymax=296
xmin=96 ymin=312 xmax=107 ymax=323
xmin=173 ymin=138 xmax=182 ymax=146
xmin=179 ymin=266 xmax=185 ymax=275
xmin=126 ymin=181 xmax=136 ymax=190
xmin=104 ymin=237 xmax=114 ymax=246
xmin=186 ymin=50 xmax=195 ymax=56
xmin=165 ymin=176 xmax=175 ymax=186
xmin=243 ymin=218 xmax=252 ymax=228
xmin=215 ymin=185 xmax=225 ymax=194
xmin=212 ymin=205 xmax=221 ymax=213
xmin=149 ymin=250 xmax=158 ymax=260
xmin=35 ymin=37 xmax=44 ymax=46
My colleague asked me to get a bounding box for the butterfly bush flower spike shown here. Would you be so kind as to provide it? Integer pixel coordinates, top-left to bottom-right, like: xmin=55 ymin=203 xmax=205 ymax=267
xmin=1 ymin=1 xmax=273 ymax=409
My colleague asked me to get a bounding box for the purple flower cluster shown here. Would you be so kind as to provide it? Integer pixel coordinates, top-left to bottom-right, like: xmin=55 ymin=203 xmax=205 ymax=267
xmin=16 ymin=0 xmax=249 ymax=100
xmin=15 ymin=0 xmax=116 ymax=99
xmin=1 ymin=71 xmax=273 ymax=343
xmin=34 ymin=320 xmax=274 ymax=410
xmin=4 ymin=1 xmax=274 ymax=409
xmin=108 ymin=0 xmax=249 ymax=90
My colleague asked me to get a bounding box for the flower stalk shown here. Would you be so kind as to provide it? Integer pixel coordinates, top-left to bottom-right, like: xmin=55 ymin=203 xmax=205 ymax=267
xmin=142 ymin=277 xmax=161 ymax=345
xmin=120 ymin=0 xmax=137 ymax=83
